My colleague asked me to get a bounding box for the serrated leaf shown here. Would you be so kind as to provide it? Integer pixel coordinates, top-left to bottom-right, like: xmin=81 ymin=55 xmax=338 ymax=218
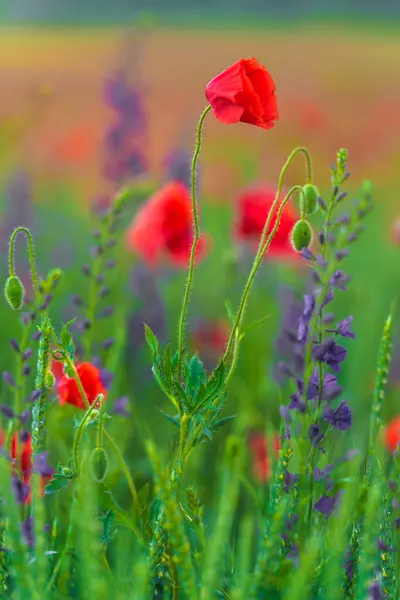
xmin=45 ymin=471 xmax=76 ymax=495
xmin=210 ymin=415 xmax=236 ymax=433
xmin=193 ymin=361 xmax=226 ymax=413
xmin=144 ymin=324 xmax=159 ymax=357
xmin=185 ymin=355 xmax=206 ymax=402
xmin=156 ymin=408 xmax=180 ymax=429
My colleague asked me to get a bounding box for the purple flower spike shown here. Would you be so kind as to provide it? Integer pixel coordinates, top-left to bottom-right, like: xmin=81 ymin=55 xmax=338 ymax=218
xmin=113 ymin=396 xmax=130 ymax=417
xmin=300 ymin=247 xmax=314 ymax=261
xmin=314 ymin=493 xmax=340 ymax=517
xmin=0 ymin=405 xmax=15 ymax=419
xmin=297 ymin=294 xmax=315 ymax=342
xmin=324 ymin=401 xmax=352 ymax=430
xmin=10 ymin=339 xmax=20 ymax=353
xmin=289 ymin=392 xmax=306 ymax=413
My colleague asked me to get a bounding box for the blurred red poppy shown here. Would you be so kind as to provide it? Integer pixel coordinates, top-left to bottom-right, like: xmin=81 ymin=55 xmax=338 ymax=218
xmin=206 ymin=58 xmax=278 ymax=130
xmin=191 ymin=320 xmax=230 ymax=358
xmin=235 ymin=184 xmax=299 ymax=258
xmin=58 ymin=362 xmax=107 ymax=409
xmin=52 ymin=124 xmax=98 ymax=164
xmin=126 ymin=181 xmax=209 ymax=267
xmin=384 ymin=416 xmax=400 ymax=453
xmin=0 ymin=431 xmax=50 ymax=503
xmin=50 ymin=358 xmax=65 ymax=381
xmin=248 ymin=431 xmax=280 ymax=483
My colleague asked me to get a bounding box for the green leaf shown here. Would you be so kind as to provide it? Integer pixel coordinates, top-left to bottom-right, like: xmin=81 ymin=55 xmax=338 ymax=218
xmin=163 ymin=344 xmax=173 ymax=387
xmin=242 ymin=314 xmax=270 ymax=336
xmin=185 ymin=355 xmax=206 ymax=403
xmin=144 ymin=324 xmax=159 ymax=357
xmin=156 ymin=408 xmax=180 ymax=429
xmin=193 ymin=361 xmax=226 ymax=413
xmin=210 ymin=415 xmax=236 ymax=433
xmin=99 ymin=509 xmax=116 ymax=544
xmin=225 ymin=300 xmax=235 ymax=324
xmin=45 ymin=467 xmax=78 ymax=495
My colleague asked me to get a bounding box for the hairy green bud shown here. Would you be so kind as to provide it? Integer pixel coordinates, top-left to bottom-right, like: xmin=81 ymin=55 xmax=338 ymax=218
xmin=291 ymin=219 xmax=313 ymax=252
xmin=90 ymin=447 xmax=109 ymax=483
xmin=300 ymin=184 xmax=319 ymax=215
xmin=4 ymin=275 xmax=25 ymax=310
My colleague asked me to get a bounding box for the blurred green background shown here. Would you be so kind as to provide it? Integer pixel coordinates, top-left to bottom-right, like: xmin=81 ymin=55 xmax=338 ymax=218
xmin=1 ymin=3 xmax=400 ymax=491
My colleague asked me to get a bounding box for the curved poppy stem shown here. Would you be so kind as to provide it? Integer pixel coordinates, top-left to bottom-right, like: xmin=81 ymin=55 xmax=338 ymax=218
xmin=8 ymin=226 xmax=40 ymax=299
xmin=177 ymin=104 xmax=212 ymax=381
xmin=223 ymin=184 xmax=306 ymax=366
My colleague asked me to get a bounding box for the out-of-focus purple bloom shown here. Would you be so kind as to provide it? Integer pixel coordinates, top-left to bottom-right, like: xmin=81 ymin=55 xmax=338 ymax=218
xmin=314 ymin=464 xmax=334 ymax=490
xmin=33 ymin=452 xmax=54 ymax=477
xmin=299 ymin=247 xmax=314 ymax=261
xmin=20 ymin=430 xmax=30 ymax=443
xmin=99 ymin=307 xmax=114 ymax=319
xmin=2 ymin=372 xmax=16 ymax=388
xmin=0 ymin=405 xmax=15 ymax=419
xmin=12 ymin=475 xmax=29 ymax=504
xmin=283 ymin=470 xmax=298 ymax=492
xmin=29 ymin=390 xmax=42 ymax=403
xmin=377 ymin=539 xmax=395 ymax=553
xmin=324 ymin=401 xmax=352 ymax=430
xmin=323 ymin=312 xmax=335 ymax=324
xmin=312 ymin=339 xmax=347 ymax=373
xmin=10 ymin=339 xmax=20 ymax=353
xmin=368 ymin=580 xmax=384 ymax=600
xmin=21 ymin=516 xmax=35 ymax=548
xmin=22 ymin=348 xmax=33 ymax=361
xmin=279 ymin=405 xmax=292 ymax=439
xmin=103 ymin=338 xmax=115 ymax=350
xmin=274 ymin=287 xmax=306 ymax=381
xmin=314 ymin=492 xmax=340 ymax=517
xmin=326 ymin=315 xmax=355 ymax=340
xmin=104 ymin=71 xmax=146 ymax=131
xmin=289 ymin=392 xmax=306 ymax=413
xmin=100 ymin=368 xmax=114 ymax=391
xmin=330 ymin=270 xmax=350 ymax=291
xmin=19 ymin=410 xmax=31 ymax=424
xmin=335 ymin=249 xmax=349 ymax=262
xmin=320 ymin=289 xmax=334 ymax=311
xmin=22 ymin=365 xmax=31 ymax=377
xmin=113 ymin=396 xmax=130 ymax=417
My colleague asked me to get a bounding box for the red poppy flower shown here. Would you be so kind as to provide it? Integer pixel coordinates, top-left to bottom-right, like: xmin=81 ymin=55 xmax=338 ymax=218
xmin=57 ymin=362 xmax=107 ymax=409
xmin=126 ymin=181 xmax=209 ymax=267
xmin=206 ymin=58 xmax=278 ymax=130
xmin=235 ymin=183 xmax=299 ymax=258
xmin=50 ymin=358 xmax=65 ymax=381
xmin=384 ymin=416 xmax=400 ymax=453
xmin=248 ymin=432 xmax=280 ymax=484
xmin=0 ymin=431 xmax=50 ymax=503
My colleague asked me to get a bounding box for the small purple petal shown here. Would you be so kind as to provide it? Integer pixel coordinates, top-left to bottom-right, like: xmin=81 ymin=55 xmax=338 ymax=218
xmin=113 ymin=396 xmax=130 ymax=417
xmin=2 ymin=372 xmax=16 ymax=388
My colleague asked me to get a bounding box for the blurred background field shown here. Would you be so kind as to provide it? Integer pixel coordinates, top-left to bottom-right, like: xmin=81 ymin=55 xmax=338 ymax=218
xmin=1 ymin=5 xmax=400 ymax=487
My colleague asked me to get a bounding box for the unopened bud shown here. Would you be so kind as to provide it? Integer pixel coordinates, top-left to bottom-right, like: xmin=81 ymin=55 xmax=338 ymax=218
xmin=300 ymin=184 xmax=319 ymax=215
xmin=5 ymin=276 xmax=25 ymax=310
xmin=290 ymin=220 xmax=313 ymax=252
xmin=90 ymin=447 xmax=109 ymax=483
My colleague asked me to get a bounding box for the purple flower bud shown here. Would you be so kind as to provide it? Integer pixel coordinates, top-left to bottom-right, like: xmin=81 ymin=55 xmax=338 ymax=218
xmin=318 ymin=232 xmax=325 ymax=245
xmin=322 ymin=313 xmax=335 ymax=324
xmin=22 ymin=348 xmax=33 ymax=361
xmin=0 ymin=405 xmax=15 ymax=419
xmin=78 ymin=319 xmax=91 ymax=331
xmin=32 ymin=331 xmax=42 ymax=342
xmin=19 ymin=410 xmax=31 ymax=425
xmin=21 ymin=313 xmax=31 ymax=326
xmin=335 ymin=213 xmax=350 ymax=225
xmin=99 ymin=307 xmax=114 ymax=318
xmin=368 ymin=580 xmax=384 ymax=600
xmin=71 ymin=294 xmax=83 ymax=306
xmin=377 ymin=539 xmax=395 ymax=552
xmin=336 ymin=192 xmax=348 ymax=203
xmin=394 ymin=518 xmax=400 ymax=530
xmin=335 ymin=249 xmax=349 ymax=262
xmin=318 ymin=197 xmax=327 ymax=211
xmin=106 ymin=259 xmax=116 ymax=269
xmin=2 ymin=372 xmax=16 ymax=388
xmin=389 ymin=480 xmax=397 ymax=492
xmin=343 ymin=172 xmax=351 ymax=181
xmin=82 ymin=265 xmax=91 ymax=277
xmin=22 ymin=365 xmax=31 ymax=377
xmin=92 ymin=229 xmax=101 ymax=239
xmin=332 ymin=185 xmax=339 ymax=196
xmin=29 ymin=390 xmax=42 ymax=402
xmin=96 ymin=273 xmax=105 ymax=285
xmin=90 ymin=246 xmax=104 ymax=258
xmin=103 ymin=338 xmax=115 ymax=350
xmin=300 ymin=248 xmax=314 ymax=261
xmin=99 ymin=286 xmax=111 ymax=299
xmin=309 ymin=424 xmax=325 ymax=451
xmin=347 ymin=232 xmax=357 ymax=243
xmin=106 ymin=238 xmax=117 ymax=248
xmin=10 ymin=339 xmax=20 ymax=353
xmin=330 ymin=270 xmax=350 ymax=291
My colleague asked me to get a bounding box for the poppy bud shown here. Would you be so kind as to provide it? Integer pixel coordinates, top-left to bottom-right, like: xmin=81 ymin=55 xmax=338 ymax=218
xmin=5 ymin=276 xmax=25 ymax=310
xmin=290 ymin=219 xmax=313 ymax=252
xmin=300 ymin=184 xmax=319 ymax=215
xmin=90 ymin=447 xmax=109 ymax=483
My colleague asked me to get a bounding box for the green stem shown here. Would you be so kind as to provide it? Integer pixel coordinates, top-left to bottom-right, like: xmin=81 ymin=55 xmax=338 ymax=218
xmin=223 ymin=184 xmax=306 ymax=364
xmin=8 ymin=227 xmax=39 ymax=299
xmin=63 ymin=354 xmax=90 ymax=410
xmin=177 ymin=104 xmax=211 ymax=381
xmin=103 ymin=428 xmax=142 ymax=517
xmin=73 ymin=400 xmax=101 ymax=471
